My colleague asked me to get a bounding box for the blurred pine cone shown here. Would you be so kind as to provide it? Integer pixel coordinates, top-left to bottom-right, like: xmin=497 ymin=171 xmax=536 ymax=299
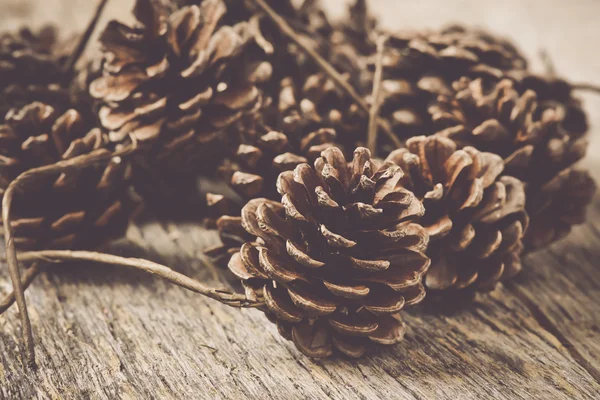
xmin=333 ymin=0 xmax=378 ymax=57
xmin=236 ymin=0 xmax=334 ymax=78
xmin=327 ymin=0 xmax=529 ymax=139
xmin=207 ymin=0 xmax=374 ymax=202
xmin=203 ymin=0 xmax=369 ymax=238
xmin=0 ymin=26 xmax=69 ymax=120
xmin=370 ymin=24 xmax=528 ymax=139
xmin=222 ymin=70 xmax=367 ymax=194
xmin=207 ymin=69 xmax=365 ymax=221
xmin=0 ymin=102 xmax=143 ymax=250
xmin=220 ymin=127 xmax=339 ymax=201
xmin=226 ymin=147 xmax=430 ymax=358
xmin=385 ymin=135 xmax=528 ymax=294
xmin=275 ymin=74 xmax=365 ymax=147
xmin=89 ymin=0 xmax=272 ymax=172
xmin=525 ymin=168 xmax=596 ymax=249
xmin=429 ymin=77 xmax=594 ymax=249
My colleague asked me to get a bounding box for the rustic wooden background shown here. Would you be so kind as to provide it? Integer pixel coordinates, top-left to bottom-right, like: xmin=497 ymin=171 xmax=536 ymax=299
xmin=1 ymin=0 xmax=600 ymax=399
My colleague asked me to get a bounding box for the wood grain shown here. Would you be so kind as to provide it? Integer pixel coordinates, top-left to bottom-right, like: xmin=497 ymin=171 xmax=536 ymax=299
xmin=0 ymin=214 xmax=599 ymax=399
xmin=507 ymin=197 xmax=600 ymax=383
xmin=1 ymin=0 xmax=600 ymax=399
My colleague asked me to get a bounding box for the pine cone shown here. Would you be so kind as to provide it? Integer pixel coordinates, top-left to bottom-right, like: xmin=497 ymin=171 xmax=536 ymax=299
xmin=204 ymin=0 xmax=367 ymax=234
xmin=385 ymin=135 xmax=528 ymax=293
xmin=205 ymin=122 xmax=343 ymax=264
xmin=89 ymin=0 xmax=271 ymax=172
xmin=0 ymin=26 xmax=69 ymax=120
xmin=208 ymin=71 xmax=363 ymax=219
xmin=238 ymin=0 xmax=334 ymax=74
xmin=0 ymin=102 xmax=143 ymax=250
xmin=333 ymin=0 xmax=378 ymax=56
xmin=429 ymin=77 xmax=593 ymax=248
xmin=525 ymin=168 xmax=596 ymax=249
xmin=366 ymin=25 xmax=528 ymax=138
xmin=275 ymin=74 xmax=365 ymax=146
xmin=226 ymin=146 xmax=430 ymax=358
xmin=208 ymin=0 xmax=375 ymax=201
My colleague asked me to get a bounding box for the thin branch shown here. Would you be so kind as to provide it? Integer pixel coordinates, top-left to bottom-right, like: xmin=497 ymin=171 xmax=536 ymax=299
xmin=0 ymin=263 xmax=40 ymax=314
xmin=62 ymin=0 xmax=110 ymax=76
xmin=11 ymin=250 xmax=263 ymax=308
xmin=573 ymin=83 xmax=600 ymax=94
xmin=367 ymin=35 xmax=387 ymax=156
xmin=3 ymin=144 xmax=137 ymax=369
xmin=252 ymin=0 xmax=402 ymax=148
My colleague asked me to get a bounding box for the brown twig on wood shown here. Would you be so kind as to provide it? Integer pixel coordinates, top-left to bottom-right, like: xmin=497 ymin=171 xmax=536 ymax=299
xmin=3 ymin=143 xmax=137 ymax=369
xmin=252 ymin=0 xmax=402 ymax=148
xmin=62 ymin=0 xmax=110 ymax=76
xmin=9 ymin=250 xmax=263 ymax=308
xmin=367 ymin=35 xmax=387 ymax=156
xmin=0 ymin=263 xmax=40 ymax=314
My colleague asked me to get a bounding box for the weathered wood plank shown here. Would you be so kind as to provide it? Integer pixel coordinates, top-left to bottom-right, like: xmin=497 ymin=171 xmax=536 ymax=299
xmin=1 ymin=215 xmax=599 ymax=399
xmin=508 ymin=195 xmax=600 ymax=383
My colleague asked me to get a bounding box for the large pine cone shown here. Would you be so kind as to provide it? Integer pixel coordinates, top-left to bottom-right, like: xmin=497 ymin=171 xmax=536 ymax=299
xmin=0 ymin=102 xmax=143 ymax=250
xmin=89 ymin=0 xmax=271 ymax=171
xmin=429 ymin=77 xmax=593 ymax=248
xmin=365 ymin=25 xmax=528 ymax=138
xmin=227 ymin=147 xmax=430 ymax=358
xmin=0 ymin=26 xmax=69 ymax=120
xmin=385 ymin=135 xmax=528 ymax=294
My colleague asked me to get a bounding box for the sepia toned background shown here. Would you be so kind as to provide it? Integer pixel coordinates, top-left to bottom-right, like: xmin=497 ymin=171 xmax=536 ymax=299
xmin=1 ymin=1 xmax=600 ymax=399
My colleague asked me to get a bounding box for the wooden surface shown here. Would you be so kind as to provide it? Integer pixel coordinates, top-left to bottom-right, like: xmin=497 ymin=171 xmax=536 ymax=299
xmin=1 ymin=0 xmax=600 ymax=399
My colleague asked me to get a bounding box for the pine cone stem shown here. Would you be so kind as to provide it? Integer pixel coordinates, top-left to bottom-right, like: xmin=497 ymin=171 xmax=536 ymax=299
xmin=2 ymin=143 xmax=137 ymax=369
xmin=252 ymin=0 xmax=402 ymax=148
xmin=367 ymin=35 xmax=387 ymax=156
xmin=9 ymin=250 xmax=263 ymax=308
xmin=62 ymin=0 xmax=110 ymax=77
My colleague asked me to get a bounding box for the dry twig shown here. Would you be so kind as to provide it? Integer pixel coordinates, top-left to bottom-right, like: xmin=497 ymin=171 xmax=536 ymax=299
xmin=62 ymin=0 xmax=110 ymax=76
xmin=367 ymin=35 xmax=387 ymax=155
xmin=6 ymin=250 xmax=262 ymax=308
xmin=3 ymin=144 xmax=136 ymax=368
